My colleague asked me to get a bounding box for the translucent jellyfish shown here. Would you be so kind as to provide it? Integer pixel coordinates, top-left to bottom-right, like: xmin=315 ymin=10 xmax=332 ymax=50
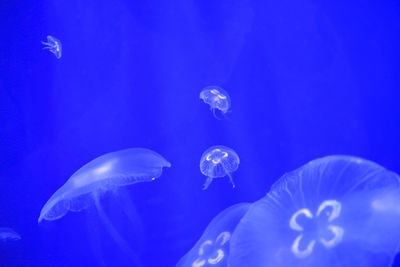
xmin=42 ymin=35 xmax=62 ymax=59
xmin=229 ymin=155 xmax=400 ymax=267
xmin=176 ymin=203 xmax=250 ymax=267
xmin=0 ymin=228 xmax=21 ymax=242
xmin=200 ymin=146 xmax=239 ymax=190
xmin=38 ymin=148 xmax=171 ymax=262
xmin=200 ymin=86 xmax=231 ymax=119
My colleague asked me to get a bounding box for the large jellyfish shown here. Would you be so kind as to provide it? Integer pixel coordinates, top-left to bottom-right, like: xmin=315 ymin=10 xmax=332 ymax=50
xmin=200 ymin=86 xmax=231 ymax=119
xmin=229 ymin=155 xmax=400 ymax=267
xmin=38 ymin=148 xmax=171 ymax=263
xmin=200 ymin=146 xmax=240 ymax=190
xmin=42 ymin=35 xmax=62 ymax=59
xmin=176 ymin=203 xmax=250 ymax=267
xmin=0 ymin=228 xmax=21 ymax=242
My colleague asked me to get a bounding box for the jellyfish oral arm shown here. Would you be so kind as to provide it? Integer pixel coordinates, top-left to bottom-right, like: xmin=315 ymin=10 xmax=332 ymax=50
xmin=41 ymin=41 xmax=51 ymax=49
xmin=212 ymin=108 xmax=221 ymax=120
xmin=203 ymin=177 xmax=213 ymax=190
xmin=93 ymin=193 xmax=142 ymax=266
xmin=226 ymin=172 xmax=235 ymax=188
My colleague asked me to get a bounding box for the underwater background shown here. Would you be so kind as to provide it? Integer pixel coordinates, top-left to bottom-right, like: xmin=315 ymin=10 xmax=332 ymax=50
xmin=1 ymin=0 xmax=400 ymax=266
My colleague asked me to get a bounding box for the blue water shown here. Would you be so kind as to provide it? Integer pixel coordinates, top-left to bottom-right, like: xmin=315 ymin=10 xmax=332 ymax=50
xmin=0 ymin=0 xmax=399 ymax=266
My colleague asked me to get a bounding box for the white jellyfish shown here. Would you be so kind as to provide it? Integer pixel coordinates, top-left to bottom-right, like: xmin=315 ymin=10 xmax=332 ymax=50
xmin=200 ymin=86 xmax=231 ymax=119
xmin=200 ymin=146 xmax=240 ymax=190
xmin=38 ymin=148 xmax=171 ymax=264
xmin=229 ymin=155 xmax=400 ymax=267
xmin=42 ymin=35 xmax=62 ymax=59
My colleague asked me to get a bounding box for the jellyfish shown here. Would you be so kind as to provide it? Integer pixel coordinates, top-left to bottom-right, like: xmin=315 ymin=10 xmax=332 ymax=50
xmin=38 ymin=148 xmax=171 ymax=263
xmin=176 ymin=203 xmax=250 ymax=267
xmin=229 ymin=155 xmax=400 ymax=267
xmin=0 ymin=228 xmax=21 ymax=242
xmin=200 ymin=86 xmax=231 ymax=119
xmin=200 ymin=146 xmax=240 ymax=190
xmin=42 ymin=35 xmax=62 ymax=59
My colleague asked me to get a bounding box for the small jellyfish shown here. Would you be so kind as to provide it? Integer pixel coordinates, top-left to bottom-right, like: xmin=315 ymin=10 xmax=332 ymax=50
xmin=42 ymin=35 xmax=62 ymax=59
xmin=229 ymin=155 xmax=400 ymax=267
xmin=200 ymin=146 xmax=240 ymax=190
xmin=38 ymin=148 xmax=170 ymax=263
xmin=176 ymin=203 xmax=250 ymax=267
xmin=0 ymin=228 xmax=21 ymax=242
xmin=200 ymin=86 xmax=231 ymax=119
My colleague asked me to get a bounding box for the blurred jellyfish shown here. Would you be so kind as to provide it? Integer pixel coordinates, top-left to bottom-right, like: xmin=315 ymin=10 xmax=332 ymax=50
xmin=0 ymin=228 xmax=21 ymax=242
xmin=200 ymin=86 xmax=231 ymax=119
xmin=229 ymin=155 xmax=400 ymax=267
xmin=176 ymin=203 xmax=250 ymax=267
xmin=38 ymin=148 xmax=171 ymax=263
xmin=200 ymin=146 xmax=240 ymax=190
xmin=42 ymin=35 xmax=62 ymax=59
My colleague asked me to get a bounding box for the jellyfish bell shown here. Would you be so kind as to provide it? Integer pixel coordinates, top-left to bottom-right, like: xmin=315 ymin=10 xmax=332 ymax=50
xmin=199 ymin=146 xmax=240 ymax=190
xmin=229 ymin=155 xmax=400 ymax=267
xmin=38 ymin=148 xmax=171 ymax=223
xmin=38 ymin=148 xmax=171 ymax=263
xmin=200 ymin=86 xmax=231 ymax=119
xmin=176 ymin=203 xmax=250 ymax=267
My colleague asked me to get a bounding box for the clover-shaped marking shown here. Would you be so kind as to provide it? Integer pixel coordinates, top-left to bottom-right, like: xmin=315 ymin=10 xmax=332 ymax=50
xmin=192 ymin=231 xmax=231 ymax=267
xmin=206 ymin=149 xmax=229 ymax=164
xmin=289 ymin=200 xmax=344 ymax=258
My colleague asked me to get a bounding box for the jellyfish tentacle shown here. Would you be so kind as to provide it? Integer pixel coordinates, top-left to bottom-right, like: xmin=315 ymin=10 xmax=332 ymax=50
xmin=115 ymin=188 xmax=144 ymax=229
xmin=112 ymin=188 xmax=148 ymax=251
xmin=93 ymin=193 xmax=142 ymax=266
xmin=86 ymin=209 xmax=106 ymax=267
